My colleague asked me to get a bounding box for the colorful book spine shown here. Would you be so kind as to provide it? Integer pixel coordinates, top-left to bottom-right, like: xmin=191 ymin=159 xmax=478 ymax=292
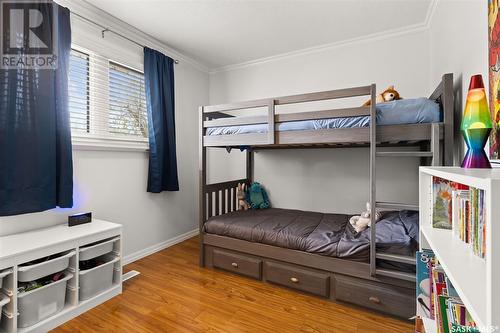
xmin=419 ymin=249 xmax=479 ymax=333
xmin=447 ymin=182 xmax=486 ymax=259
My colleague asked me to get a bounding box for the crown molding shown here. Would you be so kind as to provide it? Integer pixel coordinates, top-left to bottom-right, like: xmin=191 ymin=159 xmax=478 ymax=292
xmin=56 ymin=0 xmax=210 ymax=73
xmin=58 ymin=0 xmax=439 ymax=76
xmin=210 ymin=0 xmax=439 ymax=75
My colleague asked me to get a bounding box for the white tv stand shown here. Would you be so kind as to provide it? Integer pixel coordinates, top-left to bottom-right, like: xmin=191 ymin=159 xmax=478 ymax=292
xmin=0 ymin=219 xmax=122 ymax=333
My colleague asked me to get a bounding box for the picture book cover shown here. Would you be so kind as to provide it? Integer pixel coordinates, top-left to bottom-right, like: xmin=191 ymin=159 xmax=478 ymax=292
xmin=432 ymin=177 xmax=459 ymax=229
xmin=416 ymin=250 xmax=435 ymax=318
xmin=432 ymin=177 xmax=455 ymax=229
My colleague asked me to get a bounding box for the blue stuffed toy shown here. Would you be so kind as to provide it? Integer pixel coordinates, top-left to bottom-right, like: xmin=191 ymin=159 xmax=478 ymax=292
xmin=245 ymin=182 xmax=270 ymax=209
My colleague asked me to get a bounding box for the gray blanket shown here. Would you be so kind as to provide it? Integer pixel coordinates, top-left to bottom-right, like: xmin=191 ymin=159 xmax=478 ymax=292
xmin=204 ymin=208 xmax=418 ymax=262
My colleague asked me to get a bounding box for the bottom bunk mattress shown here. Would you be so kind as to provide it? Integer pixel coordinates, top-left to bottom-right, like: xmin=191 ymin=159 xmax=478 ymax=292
xmin=204 ymin=208 xmax=418 ymax=268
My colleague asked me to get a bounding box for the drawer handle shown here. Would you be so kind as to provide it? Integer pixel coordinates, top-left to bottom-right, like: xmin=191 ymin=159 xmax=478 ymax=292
xmin=369 ymin=296 xmax=381 ymax=304
xmin=290 ymin=277 xmax=299 ymax=283
xmin=231 ymin=262 xmax=238 ymax=268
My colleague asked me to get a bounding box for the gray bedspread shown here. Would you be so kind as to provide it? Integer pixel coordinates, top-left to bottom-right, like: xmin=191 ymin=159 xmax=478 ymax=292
xmin=204 ymin=208 xmax=418 ymax=262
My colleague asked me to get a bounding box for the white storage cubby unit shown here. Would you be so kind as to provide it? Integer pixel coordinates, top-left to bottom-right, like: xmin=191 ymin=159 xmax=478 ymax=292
xmin=419 ymin=167 xmax=500 ymax=333
xmin=0 ymin=219 xmax=122 ymax=333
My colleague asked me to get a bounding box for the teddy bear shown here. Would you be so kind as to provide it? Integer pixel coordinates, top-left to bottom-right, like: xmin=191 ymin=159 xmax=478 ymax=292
xmin=349 ymin=202 xmax=383 ymax=233
xmin=363 ymin=85 xmax=402 ymax=106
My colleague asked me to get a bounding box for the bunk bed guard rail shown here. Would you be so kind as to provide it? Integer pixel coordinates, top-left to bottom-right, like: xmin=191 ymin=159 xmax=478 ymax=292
xmin=201 ymin=85 xmax=374 ymax=147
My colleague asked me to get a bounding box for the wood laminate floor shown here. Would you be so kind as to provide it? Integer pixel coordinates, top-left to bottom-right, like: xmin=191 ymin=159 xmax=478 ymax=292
xmin=53 ymin=236 xmax=413 ymax=333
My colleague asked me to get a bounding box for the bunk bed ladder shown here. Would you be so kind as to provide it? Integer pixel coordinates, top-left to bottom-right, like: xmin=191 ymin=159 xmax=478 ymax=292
xmin=370 ymin=99 xmax=442 ymax=283
xmin=372 ymin=122 xmax=441 ymax=280
xmin=370 ymin=74 xmax=452 ymax=282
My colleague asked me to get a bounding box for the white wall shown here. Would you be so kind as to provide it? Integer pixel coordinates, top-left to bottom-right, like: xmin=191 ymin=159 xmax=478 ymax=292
xmin=208 ymin=30 xmax=431 ymax=214
xmin=0 ymin=0 xmax=488 ymax=258
xmin=0 ymin=2 xmax=209 ymax=260
xmin=429 ymin=0 xmax=488 ymax=164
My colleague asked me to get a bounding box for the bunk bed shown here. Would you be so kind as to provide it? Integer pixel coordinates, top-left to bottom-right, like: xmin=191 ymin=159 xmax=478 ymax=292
xmin=198 ymin=73 xmax=454 ymax=319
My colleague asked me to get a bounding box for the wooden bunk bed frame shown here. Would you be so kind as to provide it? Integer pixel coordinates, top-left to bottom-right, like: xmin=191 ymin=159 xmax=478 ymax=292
xmin=198 ymin=73 xmax=454 ymax=319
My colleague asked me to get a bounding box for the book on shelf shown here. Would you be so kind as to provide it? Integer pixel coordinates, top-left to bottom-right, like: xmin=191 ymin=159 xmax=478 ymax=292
xmin=432 ymin=176 xmax=486 ymax=259
xmin=416 ymin=250 xmax=435 ymax=319
xmin=432 ymin=177 xmax=457 ymax=230
xmin=451 ymin=187 xmax=486 ymax=258
xmin=416 ymin=249 xmax=479 ymax=333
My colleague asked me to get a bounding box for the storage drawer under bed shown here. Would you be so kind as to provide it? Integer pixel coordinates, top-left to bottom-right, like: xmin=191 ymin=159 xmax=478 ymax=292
xmin=334 ymin=274 xmax=415 ymax=318
xmin=212 ymin=249 xmax=262 ymax=279
xmin=264 ymin=261 xmax=330 ymax=297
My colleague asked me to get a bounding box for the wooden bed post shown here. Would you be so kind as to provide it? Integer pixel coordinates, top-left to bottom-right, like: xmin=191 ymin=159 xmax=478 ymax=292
xmin=268 ymin=99 xmax=276 ymax=145
xmin=369 ymin=83 xmax=377 ymax=277
xmin=431 ymin=123 xmax=441 ymax=166
xmin=441 ymin=73 xmax=454 ymax=166
xmin=199 ymin=106 xmax=207 ymax=267
xmin=246 ymin=150 xmax=253 ymax=184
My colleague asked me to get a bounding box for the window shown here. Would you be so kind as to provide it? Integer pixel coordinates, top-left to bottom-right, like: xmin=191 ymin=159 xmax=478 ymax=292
xmin=68 ymin=47 xmax=148 ymax=147
xmin=108 ymin=62 xmax=148 ymax=137
xmin=68 ymin=49 xmax=90 ymax=134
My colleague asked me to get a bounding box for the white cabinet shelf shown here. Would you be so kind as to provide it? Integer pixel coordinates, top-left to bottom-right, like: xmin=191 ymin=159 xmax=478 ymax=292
xmin=419 ymin=167 xmax=500 ymax=333
xmin=0 ymin=219 xmax=122 ymax=333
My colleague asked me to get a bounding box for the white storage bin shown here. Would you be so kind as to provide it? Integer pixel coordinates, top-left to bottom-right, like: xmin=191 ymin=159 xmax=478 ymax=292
xmin=0 ymin=293 xmax=10 ymax=325
xmin=17 ymin=273 xmax=73 ymax=328
xmin=79 ymin=256 xmax=119 ymax=301
xmin=79 ymin=237 xmax=118 ymax=261
xmin=18 ymin=251 xmax=75 ymax=282
xmin=0 ymin=269 xmax=11 ymax=289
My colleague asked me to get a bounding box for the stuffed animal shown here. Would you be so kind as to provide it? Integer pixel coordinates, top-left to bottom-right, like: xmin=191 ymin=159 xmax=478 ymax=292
xmin=349 ymin=202 xmax=383 ymax=233
xmin=363 ymin=85 xmax=402 ymax=106
xmin=237 ymin=183 xmax=250 ymax=210
xmin=245 ymin=182 xmax=270 ymax=209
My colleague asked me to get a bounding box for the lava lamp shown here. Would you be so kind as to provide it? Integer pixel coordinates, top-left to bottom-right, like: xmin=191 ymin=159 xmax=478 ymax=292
xmin=461 ymin=74 xmax=493 ymax=168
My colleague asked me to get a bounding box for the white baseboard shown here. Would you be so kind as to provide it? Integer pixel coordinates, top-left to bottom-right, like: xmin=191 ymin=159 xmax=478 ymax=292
xmin=122 ymin=228 xmax=199 ymax=265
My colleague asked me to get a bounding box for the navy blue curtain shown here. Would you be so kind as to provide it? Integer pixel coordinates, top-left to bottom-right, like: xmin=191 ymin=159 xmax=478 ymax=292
xmin=144 ymin=47 xmax=179 ymax=192
xmin=0 ymin=3 xmax=73 ymax=216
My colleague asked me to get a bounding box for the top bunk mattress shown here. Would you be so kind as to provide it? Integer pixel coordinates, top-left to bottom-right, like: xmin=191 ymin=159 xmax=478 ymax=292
xmin=204 ymin=208 xmax=419 ymax=262
xmin=206 ymin=97 xmax=440 ymax=136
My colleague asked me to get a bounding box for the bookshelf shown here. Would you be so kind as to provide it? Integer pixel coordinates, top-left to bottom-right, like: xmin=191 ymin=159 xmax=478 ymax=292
xmin=419 ymin=167 xmax=500 ymax=333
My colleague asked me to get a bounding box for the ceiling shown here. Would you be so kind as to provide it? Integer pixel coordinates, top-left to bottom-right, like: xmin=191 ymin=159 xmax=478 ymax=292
xmin=85 ymin=0 xmax=433 ymax=70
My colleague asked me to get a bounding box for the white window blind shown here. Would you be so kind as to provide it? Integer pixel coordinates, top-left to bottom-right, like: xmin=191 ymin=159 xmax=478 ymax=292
xmin=68 ymin=47 xmax=148 ymax=145
xmin=68 ymin=49 xmax=90 ymax=134
xmin=108 ymin=62 xmax=148 ymax=138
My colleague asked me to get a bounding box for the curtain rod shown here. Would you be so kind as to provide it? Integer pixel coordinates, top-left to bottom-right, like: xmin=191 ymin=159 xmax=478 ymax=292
xmin=70 ymin=11 xmax=180 ymax=64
